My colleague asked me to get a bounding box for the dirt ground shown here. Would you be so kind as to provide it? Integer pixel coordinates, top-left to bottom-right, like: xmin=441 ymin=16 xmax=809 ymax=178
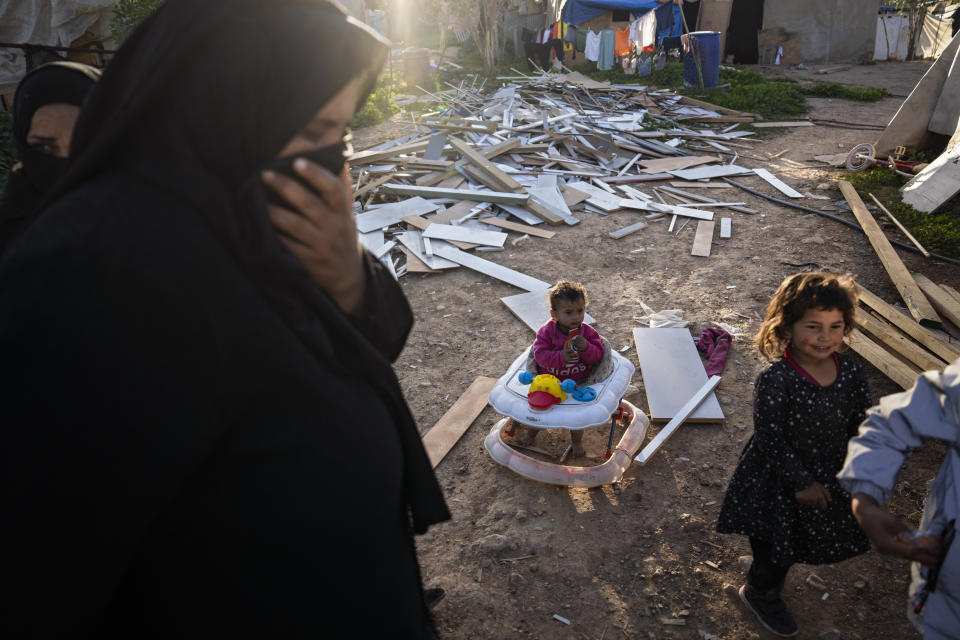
xmin=357 ymin=60 xmax=960 ymax=640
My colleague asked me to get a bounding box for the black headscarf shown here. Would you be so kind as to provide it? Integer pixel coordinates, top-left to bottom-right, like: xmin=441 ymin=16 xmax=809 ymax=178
xmin=0 ymin=61 xmax=99 ymax=252
xmin=51 ymin=0 xmax=449 ymax=533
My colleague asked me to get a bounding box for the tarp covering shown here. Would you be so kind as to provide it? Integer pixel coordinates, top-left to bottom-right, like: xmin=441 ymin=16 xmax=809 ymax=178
xmin=0 ymin=0 xmax=115 ymax=87
xmin=562 ymin=0 xmax=682 ymax=39
xmin=874 ymin=6 xmax=958 ymax=61
xmin=876 ymin=30 xmax=960 ymax=155
xmin=763 ymin=0 xmax=880 ymax=63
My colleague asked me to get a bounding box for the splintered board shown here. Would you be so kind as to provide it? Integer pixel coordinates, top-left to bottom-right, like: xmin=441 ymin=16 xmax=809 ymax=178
xmin=690 ymin=220 xmax=715 ymax=256
xmin=632 ymin=327 xmax=725 ymax=423
xmin=501 ymin=289 xmax=596 ymax=333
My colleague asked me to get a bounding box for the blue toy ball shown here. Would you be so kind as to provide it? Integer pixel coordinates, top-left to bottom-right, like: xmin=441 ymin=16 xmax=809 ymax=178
xmin=518 ymin=371 xmax=534 ymax=384
xmin=560 ymin=379 xmax=576 ymax=393
xmin=572 ymin=386 xmax=597 ymax=402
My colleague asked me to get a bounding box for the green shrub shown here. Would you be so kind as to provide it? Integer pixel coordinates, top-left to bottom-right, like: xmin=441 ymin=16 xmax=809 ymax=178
xmin=804 ymin=83 xmax=888 ymax=101
xmin=686 ymin=82 xmax=808 ymax=120
xmin=352 ymin=73 xmax=401 ymax=129
xmin=109 ymin=0 xmax=165 ymax=44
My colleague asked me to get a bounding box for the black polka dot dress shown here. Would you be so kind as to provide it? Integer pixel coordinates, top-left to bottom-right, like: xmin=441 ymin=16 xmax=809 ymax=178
xmin=716 ymin=351 xmax=872 ymax=565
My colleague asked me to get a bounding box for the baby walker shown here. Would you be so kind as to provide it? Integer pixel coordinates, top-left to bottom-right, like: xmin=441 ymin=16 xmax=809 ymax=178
xmin=484 ymin=346 xmax=649 ymax=488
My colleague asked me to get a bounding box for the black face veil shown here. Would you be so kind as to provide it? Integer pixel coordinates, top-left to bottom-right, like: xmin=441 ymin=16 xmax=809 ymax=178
xmin=50 ymin=0 xmax=449 ymax=533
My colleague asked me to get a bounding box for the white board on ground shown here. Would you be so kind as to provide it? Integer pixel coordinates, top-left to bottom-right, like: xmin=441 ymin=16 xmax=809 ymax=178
xmin=753 ymin=168 xmax=803 ymax=198
xmin=902 ymin=146 xmax=960 ymax=212
xmin=355 ymin=197 xmax=439 ymax=233
xmin=432 ymin=245 xmax=550 ymax=292
xmin=668 ymin=165 xmax=753 ymax=181
xmin=634 ymin=375 xmax=722 ymax=463
xmin=423 ymin=223 xmax=507 ymax=247
xmin=632 ymin=327 xmax=725 ymax=423
xmin=395 ymin=231 xmax=459 ymax=270
xmin=501 ymin=289 xmax=597 ymax=333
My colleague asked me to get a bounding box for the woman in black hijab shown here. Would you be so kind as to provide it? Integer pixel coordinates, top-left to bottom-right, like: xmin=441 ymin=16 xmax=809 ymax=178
xmin=0 ymin=1 xmax=449 ymax=637
xmin=0 ymin=60 xmax=100 ymax=253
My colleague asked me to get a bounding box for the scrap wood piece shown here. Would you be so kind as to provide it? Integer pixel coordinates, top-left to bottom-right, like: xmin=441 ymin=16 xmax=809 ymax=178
xmin=448 ymin=136 xmax=524 ymax=193
xmin=856 ymin=309 xmax=947 ymax=372
xmin=501 ymin=289 xmax=596 ymax=333
xmin=400 ymin=245 xmax=436 ymax=273
xmin=634 ymin=375 xmax=722 ymax=464
xmin=868 ymin=193 xmax=930 ymax=258
xmin=837 ymin=182 xmax=941 ymax=327
xmin=395 ymin=231 xmax=459 ymax=270
xmin=659 ymin=185 xmax=757 ymax=215
xmin=422 ymin=376 xmax=496 ymax=468
xmin=632 ymin=327 xmax=725 ymax=423
xmin=845 ymin=329 xmax=919 ymax=390
xmin=753 ymin=168 xmax=803 ymax=199
xmin=560 ymin=184 xmax=591 ymax=206
xmin=567 ymin=181 xmax=624 ymax=212
xmin=354 ymin=173 xmax=394 ymax=199
xmin=609 ymin=220 xmax=648 ymax=239
xmin=902 ymin=145 xmax=960 ymax=213
xmin=719 ymin=218 xmax=731 ymax=238
xmin=679 ymin=95 xmax=756 ymax=119
xmin=669 ymin=181 xmax=729 ymax=189
xmin=402 ymin=214 xmax=476 ymax=250
xmin=479 ymin=217 xmax=556 ymax=238
xmin=355 ymin=197 xmax=440 ymax=233
xmin=432 ymin=244 xmax=550 ymax=292
xmin=669 ymin=165 xmax=753 ymax=181
xmin=524 ymin=199 xmax=567 ymax=226
xmin=381 ymin=184 xmax=529 ymax=206
xmin=912 ymin=273 xmax=960 ymax=329
xmin=752 ymin=121 xmax=814 ymax=128
xmin=638 ymin=155 xmax=720 ymax=174
xmin=944 ymin=284 xmax=960 ymax=305
xmin=858 ymin=286 xmax=960 ymax=363
xmin=497 ymin=203 xmax=545 ymax=226
xmin=690 ymin=220 xmax=715 ymax=257
xmin=649 ymin=202 xmax=714 ymax=221
xmin=423 ymin=222 xmax=508 ymax=248
xmin=348 ymin=139 xmax=431 ymax=165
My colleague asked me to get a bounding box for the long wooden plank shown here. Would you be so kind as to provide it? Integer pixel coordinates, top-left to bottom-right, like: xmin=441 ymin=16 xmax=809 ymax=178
xmin=422 ymin=376 xmax=497 ymax=468
xmin=838 ymin=181 xmax=941 ymax=327
xmin=432 ymin=245 xmax=550 ymax=292
xmin=632 ymin=327 xmax=725 ymax=423
xmin=753 ymin=168 xmax=802 ymax=198
xmin=944 ymin=284 xmax=960 ymax=306
xmin=868 ymin=193 xmax=930 ymax=257
xmin=609 ymin=221 xmax=648 ymax=239
xmin=634 ymin=376 xmax=722 ymax=464
xmin=479 ymin=217 xmax=556 ymax=239
xmin=752 ymin=121 xmax=814 ymax=128
xmin=855 ymin=309 xmax=948 ymax=372
xmin=638 ymin=155 xmax=720 ymax=174
xmin=659 ymin=185 xmax=757 ymax=215
xmin=524 ymin=199 xmax=566 ymax=226
xmin=349 ymin=139 xmax=430 ymax=165
xmin=845 ymin=329 xmax=919 ymax=390
xmin=691 ymin=220 xmax=715 ymax=257
xmin=355 ymin=197 xmax=439 ymax=233
xmin=913 ymin=273 xmax=960 ymax=328
xmin=669 ymin=181 xmax=730 ymax=189
xmin=402 ymin=214 xmax=476 ymax=250
xmin=858 ymin=286 xmax=960 ymax=362
xmin=380 ymin=184 xmax=529 ymax=205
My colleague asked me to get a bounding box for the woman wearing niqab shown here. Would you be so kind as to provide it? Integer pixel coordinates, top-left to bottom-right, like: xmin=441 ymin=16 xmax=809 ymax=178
xmin=0 ymin=1 xmax=449 ymax=637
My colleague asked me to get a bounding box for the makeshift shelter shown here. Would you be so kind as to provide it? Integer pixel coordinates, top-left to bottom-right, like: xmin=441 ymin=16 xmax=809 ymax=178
xmin=874 ymin=4 xmax=958 ymax=61
xmin=561 ymin=0 xmax=683 ymax=67
xmin=758 ymin=0 xmax=881 ymax=64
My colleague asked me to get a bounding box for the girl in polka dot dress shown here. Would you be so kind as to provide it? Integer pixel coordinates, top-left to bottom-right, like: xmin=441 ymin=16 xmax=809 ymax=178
xmin=716 ymin=272 xmax=872 ymax=637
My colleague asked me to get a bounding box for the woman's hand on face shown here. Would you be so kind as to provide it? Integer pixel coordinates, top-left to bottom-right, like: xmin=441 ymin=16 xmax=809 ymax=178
xmin=795 ymin=481 xmax=831 ymax=510
xmin=263 ymin=158 xmax=366 ymax=315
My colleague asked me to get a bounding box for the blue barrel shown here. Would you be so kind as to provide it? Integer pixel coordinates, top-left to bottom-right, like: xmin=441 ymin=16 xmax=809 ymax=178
xmin=683 ymin=31 xmax=721 ymax=89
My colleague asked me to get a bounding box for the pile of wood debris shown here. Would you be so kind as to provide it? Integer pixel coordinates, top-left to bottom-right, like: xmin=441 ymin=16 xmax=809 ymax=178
xmin=350 ymin=70 xmax=782 ymax=282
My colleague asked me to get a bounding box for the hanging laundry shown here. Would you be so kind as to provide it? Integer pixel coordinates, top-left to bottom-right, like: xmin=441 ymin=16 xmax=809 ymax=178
xmin=598 ymin=28 xmax=615 ymax=70
xmin=637 ymin=10 xmax=657 ymax=50
xmin=614 ymin=26 xmax=631 ymax=57
xmin=575 ymin=28 xmax=587 ymax=53
xmin=584 ymin=29 xmax=601 ymax=62
xmin=654 ymin=1 xmax=675 ymax=34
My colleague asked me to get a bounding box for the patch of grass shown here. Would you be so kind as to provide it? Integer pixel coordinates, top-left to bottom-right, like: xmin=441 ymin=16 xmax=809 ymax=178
xmin=353 ymin=74 xmax=401 ymax=129
xmin=583 ymin=59 xmax=684 ymax=88
xmin=687 ymin=82 xmax=809 ymax=120
xmin=804 ymin=83 xmax=888 ymax=101
xmin=849 ymin=169 xmax=960 ymax=258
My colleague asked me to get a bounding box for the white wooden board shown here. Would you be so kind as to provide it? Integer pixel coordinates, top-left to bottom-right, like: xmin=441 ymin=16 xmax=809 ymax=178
xmin=432 ymin=245 xmax=550 ymax=292
xmin=632 ymin=327 xmax=725 ymax=423
xmin=719 ymin=217 xmax=731 ymax=238
xmin=753 ymin=168 xmax=802 ymax=198
xmin=668 ymin=165 xmax=753 ymax=180
xmin=395 ymin=231 xmax=459 ymax=270
xmin=501 ymin=289 xmax=597 ymax=333
xmin=567 ymin=181 xmax=625 ymax=212
xmin=902 ymin=146 xmax=960 ymax=212
xmin=423 ymin=223 xmax=507 ymax=247
xmin=356 ymin=197 xmax=439 ymax=233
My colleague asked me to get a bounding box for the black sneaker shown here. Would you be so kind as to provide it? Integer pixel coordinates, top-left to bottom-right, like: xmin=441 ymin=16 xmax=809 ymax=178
xmin=738 ymin=584 xmax=798 ymax=637
xmin=425 ymin=587 xmax=445 ymax=609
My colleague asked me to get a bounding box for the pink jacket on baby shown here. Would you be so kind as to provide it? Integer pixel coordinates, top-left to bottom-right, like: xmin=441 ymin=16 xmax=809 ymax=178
xmin=533 ymin=321 xmax=604 ymax=382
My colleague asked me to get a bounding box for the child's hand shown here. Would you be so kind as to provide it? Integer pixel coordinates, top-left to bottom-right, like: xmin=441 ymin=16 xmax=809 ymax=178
xmin=573 ymin=335 xmax=587 ymax=352
xmin=852 ymin=493 xmax=940 ymax=566
xmin=563 ymin=341 xmax=579 ymax=363
xmin=795 ymin=481 xmax=831 ymax=510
